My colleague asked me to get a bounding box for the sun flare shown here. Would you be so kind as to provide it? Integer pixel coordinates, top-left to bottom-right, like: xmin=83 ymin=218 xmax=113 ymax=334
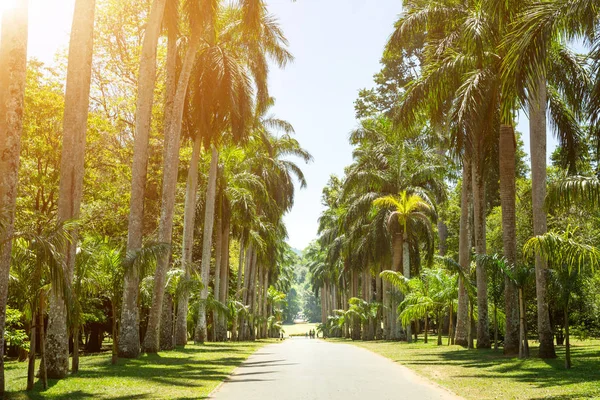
xmin=0 ymin=0 xmax=18 ymax=14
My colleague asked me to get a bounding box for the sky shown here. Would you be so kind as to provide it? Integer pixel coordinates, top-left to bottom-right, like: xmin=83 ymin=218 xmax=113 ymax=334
xmin=0 ymin=0 xmax=558 ymax=251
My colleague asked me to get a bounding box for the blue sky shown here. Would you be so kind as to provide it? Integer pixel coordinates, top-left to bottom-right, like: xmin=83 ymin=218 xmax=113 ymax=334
xmin=1 ymin=0 xmax=558 ymax=251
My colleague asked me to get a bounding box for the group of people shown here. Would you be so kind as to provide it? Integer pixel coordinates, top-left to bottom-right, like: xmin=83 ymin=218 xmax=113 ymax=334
xmin=306 ymin=329 xmax=316 ymax=339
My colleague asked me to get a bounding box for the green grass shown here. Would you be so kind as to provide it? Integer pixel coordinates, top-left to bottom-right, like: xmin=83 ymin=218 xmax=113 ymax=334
xmin=282 ymin=322 xmax=318 ymax=336
xmin=333 ymin=337 xmax=600 ymax=400
xmin=5 ymin=340 xmax=275 ymax=399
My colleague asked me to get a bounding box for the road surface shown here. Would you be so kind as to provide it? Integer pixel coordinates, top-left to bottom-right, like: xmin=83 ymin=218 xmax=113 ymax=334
xmin=210 ymin=337 xmax=462 ymax=400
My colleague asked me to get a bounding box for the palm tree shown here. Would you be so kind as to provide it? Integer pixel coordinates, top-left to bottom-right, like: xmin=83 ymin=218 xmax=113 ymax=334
xmin=141 ymin=0 xmax=217 ymax=353
xmin=374 ymin=191 xmax=436 ymax=341
xmin=46 ymin=0 xmax=96 ymax=378
xmin=119 ymin=0 xmax=169 ymax=358
xmin=0 ymin=1 xmax=29 ymax=393
xmin=189 ymin=3 xmax=293 ymax=344
xmin=524 ymin=229 xmax=600 ymax=368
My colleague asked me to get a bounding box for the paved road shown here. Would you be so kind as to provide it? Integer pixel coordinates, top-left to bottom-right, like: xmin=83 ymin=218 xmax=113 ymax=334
xmin=210 ymin=338 xmax=462 ymax=400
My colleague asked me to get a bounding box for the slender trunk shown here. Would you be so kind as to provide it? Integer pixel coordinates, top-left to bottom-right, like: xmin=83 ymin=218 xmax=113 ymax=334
xmin=437 ymin=312 xmax=442 ymax=346
xmin=448 ymin=303 xmax=454 ymax=346
xmin=472 ymin=144 xmax=490 ymax=349
xmin=455 ymin=159 xmax=471 ymax=347
xmin=402 ymin=232 xmax=412 ymax=342
xmin=72 ymin=325 xmax=80 ymax=373
xmin=375 ymin=264 xmax=383 ymax=339
xmin=0 ymin=2 xmax=29 ymax=393
xmin=27 ymin=308 xmax=37 ymax=391
xmin=437 ymin=220 xmax=448 ymax=256
xmin=468 ymin=299 xmax=474 ymax=349
xmin=529 ymin=79 xmax=556 ymax=359
xmin=217 ymin=215 xmax=230 ymax=341
xmin=47 ymin=0 xmax=96 ymax=378
xmin=39 ymin=292 xmax=48 ymax=389
xmin=174 ymin=136 xmax=202 ymax=346
xmin=493 ymin=304 xmax=498 ymax=350
xmin=499 ymin=124 xmax=520 ymax=355
xmin=143 ymin=33 xmax=201 ymax=353
xmin=518 ymin=288 xmax=527 ymax=358
xmin=119 ymin=0 xmax=167 ymax=359
xmin=195 ymin=145 xmax=219 ymax=343
xmin=232 ymin=237 xmax=245 ymax=341
xmin=390 ymin=233 xmax=402 ymax=340
xmin=564 ymin=305 xmax=571 ymax=369
xmin=159 ymin=27 xmax=177 ymax=349
xmin=111 ymin=298 xmax=118 ymax=364
xmin=424 ymin=314 xmax=429 ymax=344
xmin=249 ymin=256 xmax=258 ymax=341
xmin=212 ymin=198 xmax=223 ymax=342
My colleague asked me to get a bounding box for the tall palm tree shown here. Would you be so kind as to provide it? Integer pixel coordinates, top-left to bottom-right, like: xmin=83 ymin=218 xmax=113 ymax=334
xmin=46 ymin=0 xmax=97 ymax=378
xmin=142 ymin=0 xmax=218 ymax=354
xmin=119 ymin=0 xmax=169 ymax=358
xmin=0 ymin=1 xmax=29 ymax=393
xmin=501 ymin=0 xmax=593 ymax=358
xmin=374 ymin=191 xmax=436 ymax=341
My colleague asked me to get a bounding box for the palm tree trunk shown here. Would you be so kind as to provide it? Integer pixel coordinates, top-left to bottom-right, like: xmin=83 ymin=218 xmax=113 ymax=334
xmin=39 ymin=292 xmax=48 ymax=389
xmin=437 ymin=312 xmax=443 ymax=346
xmin=143 ymin=32 xmax=201 ymax=353
xmin=564 ymin=305 xmax=571 ymax=369
xmin=391 ymin=233 xmax=402 ymax=340
xmin=493 ymin=304 xmax=498 ymax=350
xmin=27 ymin=308 xmax=37 ymax=391
xmin=0 ymin=2 xmax=28 ymax=393
xmin=119 ymin=0 xmax=167 ymax=358
xmin=529 ymin=79 xmax=556 ymax=359
xmin=375 ymin=264 xmax=383 ymax=339
xmin=217 ymin=214 xmax=230 ymax=341
xmin=46 ymin=0 xmax=96 ymax=378
xmin=231 ymin=236 xmax=245 ymax=341
xmin=249 ymin=258 xmax=258 ymax=341
xmin=472 ymin=143 xmax=491 ymax=349
xmin=402 ymin=233 xmax=412 ymax=342
xmin=159 ymin=292 xmax=174 ymax=350
xmin=468 ymin=299 xmax=474 ymax=349
xmin=72 ymin=325 xmax=80 ymax=373
xmin=212 ymin=199 xmax=223 ymax=342
xmin=448 ymin=303 xmax=454 ymax=346
xmin=518 ymin=287 xmax=527 ymax=358
xmin=424 ymin=314 xmax=429 ymax=344
xmin=111 ymin=298 xmax=118 ymax=364
xmin=174 ymin=135 xmax=203 ymax=347
xmin=195 ymin=145 xmax=220 ymax=344
xmin=499 ymin=124 xmax=520 ymax=355
xmin=146 ymin=23 xmax=178 ymax=349
xmin=455 ymin=159 xmax=471 ymax=347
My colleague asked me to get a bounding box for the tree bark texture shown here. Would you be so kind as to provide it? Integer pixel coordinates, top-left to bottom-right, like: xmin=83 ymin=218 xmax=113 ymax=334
xmin=529 ymin=79 xmax=556 ymax=358
xmin=455 ymin=159 xmax=471 ymax=347
xmin=119 ymin=0 xmax=167 ymax=358
xmin=47 ymin=0 xmax=96 ymax=378
xmin=499 ymin=124 xmax=520 ymax=355
xmin=0 ymin=2 xmax=29 ymax=393
xmin=195 ymin=145 xmax=219 ymax=343
xmin=472 ymin=144 xmax=490 ymax=349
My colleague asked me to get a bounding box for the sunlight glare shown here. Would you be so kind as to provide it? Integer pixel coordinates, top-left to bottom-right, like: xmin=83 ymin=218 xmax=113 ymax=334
xmin=0 ymin=0 xmax=18 ymax=14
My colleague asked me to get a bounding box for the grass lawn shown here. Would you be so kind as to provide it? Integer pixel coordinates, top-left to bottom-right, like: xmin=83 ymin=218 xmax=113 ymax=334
xmin=5 ymin=340 xmax=275 ymax=399
xmin=282 ymin=322 xmax=318 ymax=336
xmin=333 ymin=337 xmax=600 ymax=400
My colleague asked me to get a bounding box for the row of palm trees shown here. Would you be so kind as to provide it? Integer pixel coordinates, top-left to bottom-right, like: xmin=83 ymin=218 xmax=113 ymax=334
xmin=0 ymin=0 xmax=308 ymax=393
xmin=309 ymin=0 xmax=600 ymax=363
